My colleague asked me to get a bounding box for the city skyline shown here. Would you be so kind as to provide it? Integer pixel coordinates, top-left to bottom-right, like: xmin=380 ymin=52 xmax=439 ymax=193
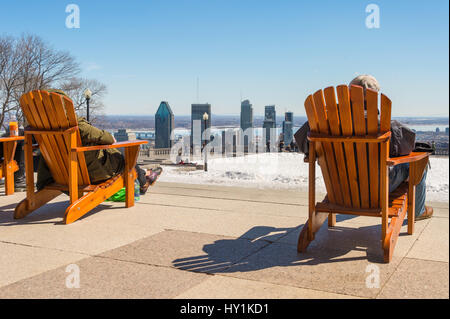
xmin=0 ymin=1 xmax=447 ymax=117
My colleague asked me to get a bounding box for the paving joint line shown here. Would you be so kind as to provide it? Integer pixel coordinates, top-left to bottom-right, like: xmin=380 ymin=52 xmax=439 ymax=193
xmin=149 ymin=191 xmax=308 ymax=207
xmin=209 ymin=272 xmax=366 ymax=299
xmin=374 ymin=218 xmax=432 ymax=298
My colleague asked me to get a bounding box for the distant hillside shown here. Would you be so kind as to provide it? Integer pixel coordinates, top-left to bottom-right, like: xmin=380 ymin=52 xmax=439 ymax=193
xmin=96 ymin=114 xmax=448 ymax=131
xmin=96 ymin=115 xmax=308 ymax=130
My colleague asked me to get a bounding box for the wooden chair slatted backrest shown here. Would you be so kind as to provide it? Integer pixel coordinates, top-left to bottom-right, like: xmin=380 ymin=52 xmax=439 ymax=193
xmin=305 ymin=85 xmax=392 ymax=210
xmin=20 ymin=90 xmax=91 ymax=186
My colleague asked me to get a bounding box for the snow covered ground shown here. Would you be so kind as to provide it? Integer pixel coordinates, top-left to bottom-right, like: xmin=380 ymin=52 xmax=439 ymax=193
xmin=159 ymin=153 xmax=449 ymax=203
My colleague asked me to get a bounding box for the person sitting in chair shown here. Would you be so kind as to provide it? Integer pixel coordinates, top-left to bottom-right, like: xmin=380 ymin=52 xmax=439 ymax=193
xmin=294 ymin=75 xmax=433 ymax=221
xmin=36 ymin=89 xmax=162 ymax=195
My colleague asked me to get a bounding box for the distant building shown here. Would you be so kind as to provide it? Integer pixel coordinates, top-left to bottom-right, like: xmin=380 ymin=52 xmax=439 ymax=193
xmin=114 ymin=129 xmax=136 ymax=142
xmin=263 ymin=105 xmax=276 ymax=144
xmin=446 ymin=127 xmax=449 ymax=135
xmin=136 ymin=132 xmax=155 ymax=140
xmin=240 ymin=100 xmax=253 ymax=148
xmin=135 ymin=131 xmax=155 ymax=149
xmin=191 ymin=103 xmax=211 ymax=147
xmin=155 ymin=101 xmax=174 ymax=149
xmin=436 ymin=127 xmax=440 ymax=133
xmin=240 ymin=100 xmax=253 ymax=132
xmin=282 ymin=111 xmax=294 ymax=146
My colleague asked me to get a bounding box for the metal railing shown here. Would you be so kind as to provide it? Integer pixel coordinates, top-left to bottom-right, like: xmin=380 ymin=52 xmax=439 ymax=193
xmin=434 ymin=148 xmax=449 ymax=156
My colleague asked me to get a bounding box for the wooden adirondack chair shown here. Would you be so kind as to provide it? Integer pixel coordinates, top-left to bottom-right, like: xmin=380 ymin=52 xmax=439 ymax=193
xmin=297 ymin=85 xmax=429 ymax=263
xmin=14 ymin=90 xmax=148 ymax=224
xmin=0 ymin=136 xmax=24 ymax=195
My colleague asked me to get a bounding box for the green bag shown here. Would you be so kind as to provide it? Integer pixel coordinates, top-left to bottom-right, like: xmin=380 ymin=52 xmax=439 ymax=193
xmin=106 ymin=187 xmax=127 ymax=202
xmin=106 ymin=181 xmax=140 ymax=202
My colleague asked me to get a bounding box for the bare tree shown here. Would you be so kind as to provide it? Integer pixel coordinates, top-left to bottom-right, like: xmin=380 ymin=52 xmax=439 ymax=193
xmin=60 ymin=77 xmax=107 ymax=123
xmin=0 ymin=36 xmax=23 ymax=129
xmin=0 ymin=34 xmax=81 ymax=129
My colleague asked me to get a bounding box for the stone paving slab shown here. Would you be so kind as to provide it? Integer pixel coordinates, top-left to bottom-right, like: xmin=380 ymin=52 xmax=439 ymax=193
xmin=0 ymin=256 xmax=209 ymax=299
xmin=0 ymin=242 xmax=87 ymax=288
xmin=127 ymin=202 xmax=307 ymax=241
xmin=210 ymin=241 xmax=403 ymax=298
xmin=276 ymin=218 xmax=430 ymax=260
xmin=377 ymin=258 xmax=449 ymax=299
xmin=150 ymin=182 xmax=318 ymax=204
xmin=431 ymin=206 xmax=450 ymax=217
xmin=406 ymin=218 xmax=449 ymax=262
xmin=0 ymin=196 xmax=164 ymax=256
xmin=175 ymin=275 xmax=362 ymax=299
xmin=140 ymin=192 xmax=309 ymax=218
xmin=100 ymin=230 xmax=271 ymax=273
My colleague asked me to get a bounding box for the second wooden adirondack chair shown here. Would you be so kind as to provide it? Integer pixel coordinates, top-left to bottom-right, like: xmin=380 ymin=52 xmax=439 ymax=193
xmin=297 ymin=85 xmax=429 ymax=263
xmin=0 ymin=136 xmax=24 ymax=195
xmin=14 ymin=90 xmax=147 ymax=224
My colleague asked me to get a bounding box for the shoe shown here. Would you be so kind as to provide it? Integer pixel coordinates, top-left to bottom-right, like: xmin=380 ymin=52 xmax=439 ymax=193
xmin=139 ymin=167 xmax=163 ymax=195
xmin=147 ymin=167 xmax=163 ymax=186
xmin=14 ymin=176 xmax=27 ymax=191
xmin=140 ymin=181 xmax=150 ymax=195
xmin=416 ymin=206 xmax=433 ymax=221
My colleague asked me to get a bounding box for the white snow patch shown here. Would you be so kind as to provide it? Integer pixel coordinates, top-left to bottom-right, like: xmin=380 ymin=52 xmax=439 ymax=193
xmin=158 ymin=153 xmax=448 ymax=203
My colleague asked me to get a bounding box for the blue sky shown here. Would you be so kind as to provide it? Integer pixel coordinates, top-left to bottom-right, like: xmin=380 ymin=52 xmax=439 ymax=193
xmin=0 ymin=0 xmax=448 ymax=117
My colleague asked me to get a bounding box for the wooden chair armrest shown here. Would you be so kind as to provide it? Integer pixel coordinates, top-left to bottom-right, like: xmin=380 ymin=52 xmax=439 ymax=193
xmin=0 ymin=136 xmax=25 ymax=142
xmin=73 ymin=140 xmax=148 ymax=152
xmin=387 ymin=152 xmax=430 ymax=166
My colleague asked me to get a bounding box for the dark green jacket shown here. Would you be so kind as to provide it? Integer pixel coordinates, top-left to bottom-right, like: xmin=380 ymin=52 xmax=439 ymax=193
xmin=36 ymin=117 xmax=124 ymax=190
xmin=78 ymin=117 xmax=124 ymax=183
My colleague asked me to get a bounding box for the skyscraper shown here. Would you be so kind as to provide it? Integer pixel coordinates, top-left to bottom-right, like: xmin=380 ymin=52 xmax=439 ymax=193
xmin=283 ymin=111 xmax=294 ymax=146
xmin=114 ymin=129 xmax=136 ymax=142
xmin=155 ymin=101 xmax=174 ymax=149
xmin=240 ymin=99 xmax=253 ymax=149
xmin=191 ymin=103 xmax=211 ymax=147
xmin=240 ymin=100 xmax=253 ymax=132
xmin=263 ymin=105 xmax=276 ymax=144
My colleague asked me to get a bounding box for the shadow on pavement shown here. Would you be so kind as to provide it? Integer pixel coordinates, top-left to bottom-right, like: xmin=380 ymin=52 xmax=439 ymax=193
xmin=172 ymin=223 xmax=389 ymax=272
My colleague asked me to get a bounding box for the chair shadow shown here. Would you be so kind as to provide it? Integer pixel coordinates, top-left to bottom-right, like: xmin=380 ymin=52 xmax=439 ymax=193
xmin=0 ymin=195 xmax=125 ymax=226
xmin=172 ymin=223 xmax=390 ymax=273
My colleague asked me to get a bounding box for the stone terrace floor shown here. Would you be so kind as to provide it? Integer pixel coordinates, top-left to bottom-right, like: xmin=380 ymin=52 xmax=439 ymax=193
xmin=0 ymin=182 xmax=448 ymax=299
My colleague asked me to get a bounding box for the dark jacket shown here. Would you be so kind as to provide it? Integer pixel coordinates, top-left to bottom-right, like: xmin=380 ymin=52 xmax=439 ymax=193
xmin=294 ymin=120 xmax=416 ymax=158
xmin=36 ymin=117 xmax=124 ymax=190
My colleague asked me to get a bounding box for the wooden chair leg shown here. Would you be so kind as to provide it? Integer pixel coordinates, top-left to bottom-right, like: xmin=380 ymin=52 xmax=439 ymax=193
xmin=297 ymin=211 xmax=329 ymax=252
xmin=65 ymin=174 xmax=126 ymax=224
xmin=408 ymin=157 xmax=428 ymax=235
xmin=407 ymin=183 xmax=415 ymax=235
xmin=14 ymin=189 xmax=62 ymax=219
xmin=3 ymin=142 xmax=17 ymax=195
xmin=124 ymin=146 xmax=139 ymax=208
xmin=383 ymin=205 xmax=408 ymax=263
xmin=328 ymin=213 xmax=336 ymax=227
